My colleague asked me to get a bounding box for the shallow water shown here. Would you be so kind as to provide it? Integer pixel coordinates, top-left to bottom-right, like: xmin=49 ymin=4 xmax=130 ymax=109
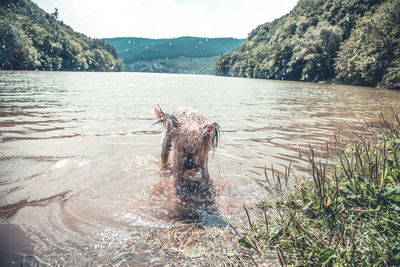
xmin=0 ymin=71 xmax=399 ymax=264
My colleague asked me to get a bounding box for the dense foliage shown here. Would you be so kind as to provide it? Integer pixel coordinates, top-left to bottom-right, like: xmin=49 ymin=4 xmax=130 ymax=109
xmin=215 ymin=0 xmax=400 ymax=89
xmin=104 ymin=37 xmax=243 ymax=64
xmin=0 ymin=0 xmax=122 ymax=71
xmin=335 ymin=1 xmax=400 ymax=88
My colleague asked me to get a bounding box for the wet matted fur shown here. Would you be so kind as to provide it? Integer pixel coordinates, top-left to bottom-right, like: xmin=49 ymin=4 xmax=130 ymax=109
xmin=154 ymin=104 xmax=221 ymax=185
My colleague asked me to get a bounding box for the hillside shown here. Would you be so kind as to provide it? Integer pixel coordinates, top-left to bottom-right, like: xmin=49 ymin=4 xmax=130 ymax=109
xmin=123 ymin=56 xmax=220 ymax=75
xmin=215 ymin=0 xmax=400 ymax=89
xmin=0 ymin=0 xmax=122 ymax=71
xmin=104 ymin=37 xmax=242 ymax=74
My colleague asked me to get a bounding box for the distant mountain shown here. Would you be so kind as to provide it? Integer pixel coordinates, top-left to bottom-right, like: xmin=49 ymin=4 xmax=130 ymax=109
xmin=104 ymin=37 xmax=243 ymax=74
xmin=0 ymin=0 xmax=122 ymax=71
xmin=215 ymin=0 xmax=400 ymax=89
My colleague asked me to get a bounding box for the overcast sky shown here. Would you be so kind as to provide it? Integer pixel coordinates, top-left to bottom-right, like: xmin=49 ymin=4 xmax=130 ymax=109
xmin=31 ymin=0 xmax=298 ymax=39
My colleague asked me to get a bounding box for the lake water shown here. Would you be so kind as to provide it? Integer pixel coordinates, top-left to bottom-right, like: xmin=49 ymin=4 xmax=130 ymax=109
xmin=1 ymin=71 xmax=399 ymax=265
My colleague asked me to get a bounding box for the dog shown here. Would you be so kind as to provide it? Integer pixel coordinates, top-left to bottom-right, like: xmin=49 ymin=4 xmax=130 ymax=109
xmin=153 ymin=104 xmax=220 ymax=186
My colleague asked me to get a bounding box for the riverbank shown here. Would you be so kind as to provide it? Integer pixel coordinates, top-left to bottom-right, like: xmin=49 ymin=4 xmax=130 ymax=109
xmin=234 ymin=113 xmax=400 ymax=266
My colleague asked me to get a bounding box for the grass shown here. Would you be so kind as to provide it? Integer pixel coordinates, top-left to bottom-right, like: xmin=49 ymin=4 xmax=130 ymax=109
xmin=237 ymin=112 xmax=400 ymax=266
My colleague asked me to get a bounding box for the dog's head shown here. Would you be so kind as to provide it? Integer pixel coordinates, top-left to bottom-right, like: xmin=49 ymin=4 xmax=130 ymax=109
xmin=154 ymin=105 xmax=220 ymax=172
xmin=173 ymin=121 xmax=220 ymax=172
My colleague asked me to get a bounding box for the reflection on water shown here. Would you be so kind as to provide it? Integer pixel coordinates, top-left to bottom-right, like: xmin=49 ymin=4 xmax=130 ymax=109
xmin=0 ymin=71 xmax=400 ymax=264
xmin=137 ymin=173 xmax=219 ymax=223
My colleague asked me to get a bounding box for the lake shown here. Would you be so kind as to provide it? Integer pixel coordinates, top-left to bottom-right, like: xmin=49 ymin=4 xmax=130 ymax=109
xmin=1 ymin=71 xmax=399 ymax=265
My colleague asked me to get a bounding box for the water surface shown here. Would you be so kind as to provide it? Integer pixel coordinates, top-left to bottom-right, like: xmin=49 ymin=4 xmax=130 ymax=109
xmin=1 ymin=71 xmax=399 ymax=264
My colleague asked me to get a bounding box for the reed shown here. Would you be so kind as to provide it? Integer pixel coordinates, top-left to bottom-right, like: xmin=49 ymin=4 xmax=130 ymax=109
xmin=238 ymin=112 xmax=400 ymax=266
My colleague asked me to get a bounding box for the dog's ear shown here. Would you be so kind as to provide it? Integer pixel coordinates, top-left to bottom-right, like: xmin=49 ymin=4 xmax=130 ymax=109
xmin=153 ymin=104 xmax=164 ymax=120
xmin=153 ymin=104 xmax=179 ymax=129
xmin=202 ymin=122 xmax=221 ymax=150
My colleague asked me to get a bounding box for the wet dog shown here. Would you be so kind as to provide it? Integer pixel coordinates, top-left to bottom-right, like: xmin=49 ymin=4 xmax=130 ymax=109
xmin=154 ymin=104 xmax=220 ymax=186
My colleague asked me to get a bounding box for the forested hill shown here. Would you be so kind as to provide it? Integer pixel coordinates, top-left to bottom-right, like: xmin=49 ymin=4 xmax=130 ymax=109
xmin=104 ymin=37 xmax=243 ymax=64
xmin=0 ymin=0 xmax=122 ymax=71
xmin=215 ymin=0 xmax=400 ymax=89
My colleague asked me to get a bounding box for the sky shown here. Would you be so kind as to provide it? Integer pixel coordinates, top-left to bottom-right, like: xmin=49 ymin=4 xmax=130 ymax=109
xmin=31 ymin=0 xmax=298 ymax=39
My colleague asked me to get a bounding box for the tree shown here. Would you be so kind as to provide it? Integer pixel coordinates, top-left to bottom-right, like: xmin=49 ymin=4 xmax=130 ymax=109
xmin=335 ymin=0 xmax=400 ymax=88
xmin=0 ymin=23 xmax=40 ymax=70
xmin=214 ymin=51 xmax=233 ymax=76
xmin=52 ymin=8 xmax=59 ymax=19
xmin=292 ymin=20 xmax=342 ymax=81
